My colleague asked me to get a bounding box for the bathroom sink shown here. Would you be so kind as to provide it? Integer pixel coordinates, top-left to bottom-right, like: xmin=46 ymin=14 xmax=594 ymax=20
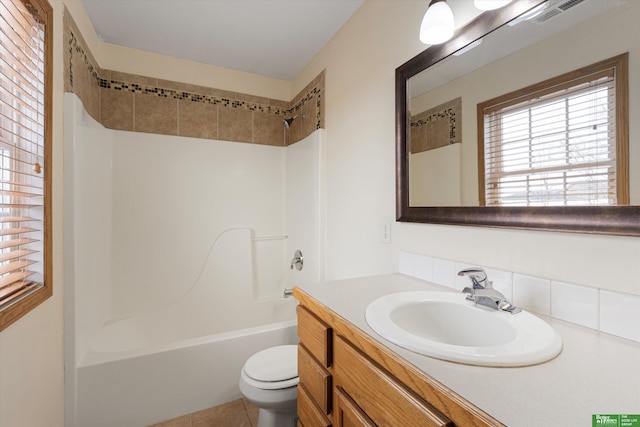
xmin=365 ymin=291 xmax=562 ymax=367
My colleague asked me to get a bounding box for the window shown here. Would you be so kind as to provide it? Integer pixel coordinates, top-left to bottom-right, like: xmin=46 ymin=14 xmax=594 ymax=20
xmin=478 ymin=54 xmax=628 ymax=207
xmin=0 ymin=0 xmax=52 ymax=331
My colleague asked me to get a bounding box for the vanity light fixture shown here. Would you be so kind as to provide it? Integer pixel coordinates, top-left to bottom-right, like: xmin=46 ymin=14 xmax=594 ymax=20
xmin=420 ymin=0 xmax=515 ymax=45
xmin=419 ymin=0 xmax=455 ymax=45
xmin=474 ymin=0 xmax=512 ymax=11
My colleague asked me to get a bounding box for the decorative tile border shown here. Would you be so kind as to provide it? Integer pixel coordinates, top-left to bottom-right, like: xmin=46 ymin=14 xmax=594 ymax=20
xmin=67 ymin=29 xmax=101 ymax=92
xmin=410 ymin=97 xmax=461 ymax=153
xmin=66 ymin=24 xmax=322 ymax=122
xmin=291 ymin=85 xmax=323 ymax=128
xmin=98 ymin=77 xmax=290 ymax=114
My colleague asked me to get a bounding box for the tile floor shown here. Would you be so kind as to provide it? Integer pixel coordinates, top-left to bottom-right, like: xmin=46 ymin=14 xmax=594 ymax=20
xmin=148 ymin=398 xmax=259 ymax=427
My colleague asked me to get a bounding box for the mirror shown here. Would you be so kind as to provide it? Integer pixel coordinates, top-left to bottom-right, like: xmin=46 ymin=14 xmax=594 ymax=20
xmin=396 ymin=0 xmax=640 ymax=236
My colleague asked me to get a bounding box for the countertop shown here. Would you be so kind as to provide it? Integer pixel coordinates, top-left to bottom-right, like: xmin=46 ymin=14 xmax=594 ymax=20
xmin=297 ymin=273 xmax=640 ymax=427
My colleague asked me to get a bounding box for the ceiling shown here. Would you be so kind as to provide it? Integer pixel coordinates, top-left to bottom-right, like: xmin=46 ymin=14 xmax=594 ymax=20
xmin=80 ymin=0 xmax=365 ymax=81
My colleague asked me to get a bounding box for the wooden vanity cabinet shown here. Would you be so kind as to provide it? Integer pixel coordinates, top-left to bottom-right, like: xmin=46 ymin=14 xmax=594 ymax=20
xmin=294 ymin=287 xmax=505 ymax=427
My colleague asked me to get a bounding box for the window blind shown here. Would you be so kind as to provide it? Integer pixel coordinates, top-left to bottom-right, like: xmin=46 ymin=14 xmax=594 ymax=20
xmin=0 ymin=0 xmax=46 ymax=311
xmin=482 ymin=69 xmax=617 ymax=207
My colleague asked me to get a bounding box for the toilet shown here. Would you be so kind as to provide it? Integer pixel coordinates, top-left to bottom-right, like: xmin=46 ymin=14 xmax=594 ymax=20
xmin=239 ymin=345 xmax=299 ymax=427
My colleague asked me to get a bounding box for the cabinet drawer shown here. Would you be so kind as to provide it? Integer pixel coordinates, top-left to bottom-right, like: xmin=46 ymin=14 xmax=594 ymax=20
xmin=299 ymin=344 xmax=332 ymax=414
xmin=334 ymin=336 xmax=453 ymax=427
xmin=298 ymin=383 xmax=332 ymax=427
xmin=298 ymin=306 xmax=332 ymax=367
xmin=334 ymin=386 xmax=376 ymax=427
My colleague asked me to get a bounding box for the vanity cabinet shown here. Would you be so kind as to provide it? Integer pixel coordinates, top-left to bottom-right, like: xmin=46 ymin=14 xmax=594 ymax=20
xmin=294 ymin=287 xmax=504 ymax=427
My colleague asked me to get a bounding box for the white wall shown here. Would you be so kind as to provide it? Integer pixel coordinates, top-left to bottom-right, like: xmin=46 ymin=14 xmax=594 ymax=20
xmin=294 ymin=0 xmax=640 ymax=296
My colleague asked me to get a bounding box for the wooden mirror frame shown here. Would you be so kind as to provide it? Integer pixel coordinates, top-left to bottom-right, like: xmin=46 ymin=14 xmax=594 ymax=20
xmin=395 ymin=0 xmax=640 ymax=236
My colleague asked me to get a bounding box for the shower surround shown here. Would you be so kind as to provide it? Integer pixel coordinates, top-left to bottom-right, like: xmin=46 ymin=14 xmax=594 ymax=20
xmin=64 ymin=93 xmax=324 ymax=426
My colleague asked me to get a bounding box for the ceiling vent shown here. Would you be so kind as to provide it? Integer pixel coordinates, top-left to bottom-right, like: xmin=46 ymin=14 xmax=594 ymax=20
xmin=532 ymin=0 xmax=587 ymax=24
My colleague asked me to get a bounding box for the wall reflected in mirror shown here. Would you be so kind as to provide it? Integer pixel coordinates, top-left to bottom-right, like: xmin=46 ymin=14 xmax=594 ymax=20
xmin=407 ymin=0 xmax=637 ymax=207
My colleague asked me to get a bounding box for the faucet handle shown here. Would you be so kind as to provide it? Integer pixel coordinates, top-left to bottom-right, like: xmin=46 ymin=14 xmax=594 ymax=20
xmin=290 ymin=249 xmax=303 ymax=271
xmin=457 ymin=268 xmax=488 ymax=289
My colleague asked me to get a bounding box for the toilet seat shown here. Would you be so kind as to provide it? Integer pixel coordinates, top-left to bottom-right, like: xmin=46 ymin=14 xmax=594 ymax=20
xmin=241 ymin=345 xmax=299 ymax=390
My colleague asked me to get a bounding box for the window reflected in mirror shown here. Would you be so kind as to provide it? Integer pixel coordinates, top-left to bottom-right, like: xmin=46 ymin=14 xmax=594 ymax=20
xmin=478 ymin=54 xmax=628 ymax=207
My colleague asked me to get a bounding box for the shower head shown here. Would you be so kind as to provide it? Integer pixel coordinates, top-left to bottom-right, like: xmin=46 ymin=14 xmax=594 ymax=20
xmin=283 ymin=114 xmax=305 ymax=129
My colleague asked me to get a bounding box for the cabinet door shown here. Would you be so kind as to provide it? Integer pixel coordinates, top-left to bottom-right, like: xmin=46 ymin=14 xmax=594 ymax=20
xmin=334 ymin=336 xmax=453 ymax=427
xmin=298 ymin=384 xmax=332 ymax=427
xmin=334 ymin=387 xmax=376 ymax=427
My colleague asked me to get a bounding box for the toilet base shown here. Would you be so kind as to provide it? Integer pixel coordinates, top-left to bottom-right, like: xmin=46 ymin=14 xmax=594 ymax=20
xmin=239 ymin=378 xmax=298 ymax=427
xmin=256 ymin=408 xmax=297 ymax=427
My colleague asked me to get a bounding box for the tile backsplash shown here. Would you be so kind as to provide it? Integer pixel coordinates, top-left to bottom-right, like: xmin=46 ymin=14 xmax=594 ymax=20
xmin=399 ymin=251 xmax=640 ymax=343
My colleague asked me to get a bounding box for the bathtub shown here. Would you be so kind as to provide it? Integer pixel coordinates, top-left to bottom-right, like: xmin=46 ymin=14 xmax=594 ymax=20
xmin=73 ymin=228 xmax=300 ymax=427
xmin=76 ymin=317 xmax=298 ymax=427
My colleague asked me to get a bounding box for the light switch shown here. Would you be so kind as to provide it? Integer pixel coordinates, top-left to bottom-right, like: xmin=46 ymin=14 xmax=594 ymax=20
xmin=381 ymin=218 xmax=391 ymax=244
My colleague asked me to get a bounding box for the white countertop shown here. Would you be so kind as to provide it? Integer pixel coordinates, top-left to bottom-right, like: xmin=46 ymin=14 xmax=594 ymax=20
xmin=297 ymin=274 xmax=640 ymax=427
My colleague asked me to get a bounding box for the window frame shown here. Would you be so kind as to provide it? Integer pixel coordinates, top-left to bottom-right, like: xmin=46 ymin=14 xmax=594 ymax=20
xmin=0 ymin=0 xmax=53 ymax=332
xmin=477 ymin=53 xmax=629 ymax=207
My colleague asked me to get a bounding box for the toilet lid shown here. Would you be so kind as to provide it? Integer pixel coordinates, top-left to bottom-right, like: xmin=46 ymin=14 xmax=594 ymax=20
xmin=244 ymin=345 xmax=298 ymax=383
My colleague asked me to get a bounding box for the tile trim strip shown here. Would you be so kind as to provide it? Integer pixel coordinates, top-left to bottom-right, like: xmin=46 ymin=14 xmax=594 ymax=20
xmin=67 ymin=28 xmax=322 ymax=123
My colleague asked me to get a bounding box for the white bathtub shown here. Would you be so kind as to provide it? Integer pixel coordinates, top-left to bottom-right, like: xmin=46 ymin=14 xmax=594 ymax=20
xmin=76 ymin=318 xmax=298 ymax=427
xmin=75 ymin=228 xmax=298 ymax=426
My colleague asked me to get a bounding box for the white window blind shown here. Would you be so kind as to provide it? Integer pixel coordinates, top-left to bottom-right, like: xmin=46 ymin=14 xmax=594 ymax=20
xmin=482 ymin=68 xmax=618 ymax=207
xmin=0 ymin=0 xmax=46 ymax=311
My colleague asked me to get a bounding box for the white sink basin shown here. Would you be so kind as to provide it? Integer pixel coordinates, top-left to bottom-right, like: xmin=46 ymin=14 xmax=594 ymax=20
xmin=365 ymin=291 xmax=562 ymax=367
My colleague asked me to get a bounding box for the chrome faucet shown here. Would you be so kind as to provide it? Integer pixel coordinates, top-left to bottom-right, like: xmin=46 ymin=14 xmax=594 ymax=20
xmin=458 ymin=268 xmax=521 ymax=314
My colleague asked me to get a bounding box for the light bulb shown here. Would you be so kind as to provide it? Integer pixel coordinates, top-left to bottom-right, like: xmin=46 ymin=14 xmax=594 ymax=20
xmin=419 ymin=0 xmax=455 ymax=45
xmin=474 ymin=0 xmax=512 ymax=11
